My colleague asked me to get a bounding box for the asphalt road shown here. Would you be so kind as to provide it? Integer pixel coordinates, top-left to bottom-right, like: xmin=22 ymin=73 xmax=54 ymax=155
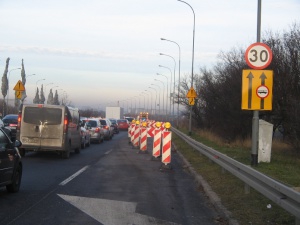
xmin=0 ymin=131 xmax=220 ymax=225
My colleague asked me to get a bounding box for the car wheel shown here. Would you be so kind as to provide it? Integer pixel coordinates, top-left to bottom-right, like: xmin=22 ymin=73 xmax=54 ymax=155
xmin=62 ymin=143 xmax=71 ymax=159
xmin=75 ymin=145 xmax=80 ymax=154
xmin=6 ymin=164 xmax=22 ymax=193
xmin=81 ymin=138 xmax=86 ymax=149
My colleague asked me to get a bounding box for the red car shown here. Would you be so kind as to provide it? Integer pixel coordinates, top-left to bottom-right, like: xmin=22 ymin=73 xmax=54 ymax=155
xmin=117 ymin=119 xmax=129 ymax=130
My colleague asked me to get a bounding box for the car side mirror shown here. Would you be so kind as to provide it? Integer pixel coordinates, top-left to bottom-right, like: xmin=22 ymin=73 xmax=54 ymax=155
xmin=14 ymin=140 xmax=22 ymax=148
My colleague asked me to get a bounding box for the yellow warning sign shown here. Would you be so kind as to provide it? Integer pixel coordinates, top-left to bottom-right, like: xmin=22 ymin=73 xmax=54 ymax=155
xmin=186 ymin=87 xmax=197 ymax=98
xmin=15 ymin=91 xmax=22 ymax=99
xmin=188 ymin=97 xmax=195 ymax=105
xmin=13 ymin=80 xmax=25 ymax=91
xmin=241 ymin=70 xmax=273 ymax=110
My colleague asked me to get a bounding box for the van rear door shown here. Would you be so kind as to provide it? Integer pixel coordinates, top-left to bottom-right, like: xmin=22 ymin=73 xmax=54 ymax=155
xmin=21 ymin=106 xmax=64 ymax=149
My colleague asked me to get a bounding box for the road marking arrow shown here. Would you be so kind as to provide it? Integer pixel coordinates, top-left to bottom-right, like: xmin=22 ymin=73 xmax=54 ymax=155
xmin=57 ymin=194 xmax=180 ymax=225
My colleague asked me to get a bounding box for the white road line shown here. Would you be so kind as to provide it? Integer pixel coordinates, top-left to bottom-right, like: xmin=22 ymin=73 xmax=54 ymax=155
xmin=105 ymin=149 xmax=113 ymax=155
xmin=59 ymin=165 xmax=89 ymax=186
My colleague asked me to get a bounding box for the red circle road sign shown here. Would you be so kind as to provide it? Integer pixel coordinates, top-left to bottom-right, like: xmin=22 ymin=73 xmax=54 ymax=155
xmin=245 ymin=43 xmax=273 ymax=69
xmin=256 ymin=85 xmax=269 ymax=99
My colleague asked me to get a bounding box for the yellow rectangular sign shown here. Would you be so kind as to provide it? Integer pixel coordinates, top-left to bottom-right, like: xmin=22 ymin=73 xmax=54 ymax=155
xmin=241 ymin=70 xmax=273 ymax=110
xmin=15 ymin=91 xmax=22 ymax=99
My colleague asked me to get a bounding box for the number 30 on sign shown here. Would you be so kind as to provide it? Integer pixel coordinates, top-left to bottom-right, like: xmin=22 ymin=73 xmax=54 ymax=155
xmin=245 ymin=43 xmax=273 ymax=70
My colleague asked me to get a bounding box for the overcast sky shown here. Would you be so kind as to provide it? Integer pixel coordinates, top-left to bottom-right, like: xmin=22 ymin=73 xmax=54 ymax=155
xmin=0 ymin=0 xmax=299 ymax=111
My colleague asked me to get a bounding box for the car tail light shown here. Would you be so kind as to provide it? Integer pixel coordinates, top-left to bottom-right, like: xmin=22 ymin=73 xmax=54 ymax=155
xmin=95 ymin=127 xmax=100 ymax=133
xmin=64 ymin=115 xmax=69 ymax=133
xmin=103 ymin=125 xmax=109 ymax=130
xmin=17 ymin=112 xmax=22 ymax=131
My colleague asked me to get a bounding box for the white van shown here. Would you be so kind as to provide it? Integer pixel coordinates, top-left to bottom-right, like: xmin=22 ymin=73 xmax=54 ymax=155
xmin=16 ymin=104 xmax=81 ymax=159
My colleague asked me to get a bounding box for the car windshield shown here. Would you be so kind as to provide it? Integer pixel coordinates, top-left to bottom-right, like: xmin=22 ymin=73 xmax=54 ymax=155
xmin=86 ymin=120 xmax=97 ymax=127
xmin=125 ymin=117 xmax=134 ymax=122
xmin=100 ymin=120 xmax=107 ymax=125
xmin=118 ymin=120 xmax=127 ymax=123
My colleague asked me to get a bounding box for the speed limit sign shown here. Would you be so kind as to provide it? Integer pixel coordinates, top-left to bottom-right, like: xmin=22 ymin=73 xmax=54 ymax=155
xmin=245 ymin=43 xmax=272 ymax=70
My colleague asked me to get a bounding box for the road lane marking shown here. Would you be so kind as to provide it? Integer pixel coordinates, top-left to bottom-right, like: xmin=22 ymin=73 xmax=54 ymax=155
xmin=59 ymin=165 xmax=89 ymax=186
xmin=105 ymin=149 xmax=113 ymax=155
xmin=57 ymin=194 xmax=180 ymax=225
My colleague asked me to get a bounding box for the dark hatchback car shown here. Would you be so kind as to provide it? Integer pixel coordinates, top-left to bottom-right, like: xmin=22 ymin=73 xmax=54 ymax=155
xmin=2 ymin=114 xmax=18 ymax=141
xmin=0 ymin=127 xmax=22 ymax=193
xmin=109 ymin=118 xmax=119 ymax=134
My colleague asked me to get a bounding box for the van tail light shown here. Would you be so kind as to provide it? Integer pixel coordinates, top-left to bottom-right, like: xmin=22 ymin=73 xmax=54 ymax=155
xmin=95 ymin=127 xmax=100 ymax=133
xmin=64 ymin=115 xmax=69 ymax=133
xmin=17 ymin=112 xmax=22 ymax=131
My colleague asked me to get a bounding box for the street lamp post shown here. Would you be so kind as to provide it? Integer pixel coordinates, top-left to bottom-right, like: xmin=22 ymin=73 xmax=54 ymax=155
xmin=151 ymin=84 xmax=161 ymax=119
xmin=145 ymin=90 xmax=152 ymax=114
xmin=157 ymin=73 xmax=169 ymax=115
xmin=154 ymin=79 xmax=165 ymax=118
xmin=159 ymin=65 xmax=172 ymax=119
xmin=36 ymin=79 xmax=46 ymax=88
xmin=140 ymin=93 xmax=146 ymax=111
xmin=143 ymin=90 xmax=150 ymax=113
xmin=160 ymin=53 xmax=176 ymax=123
xmin=148 ymin=87 xmax=157 ymax=117
xmin=161 ymin=38 xmax=181 ymax=128
xmin=177 ymin=0 xmax=195 ymax=136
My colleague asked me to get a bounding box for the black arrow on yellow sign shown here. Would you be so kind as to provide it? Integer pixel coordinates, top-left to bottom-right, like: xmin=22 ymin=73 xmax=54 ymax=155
xmin=247 ymin=72 xmax=254 ymax=109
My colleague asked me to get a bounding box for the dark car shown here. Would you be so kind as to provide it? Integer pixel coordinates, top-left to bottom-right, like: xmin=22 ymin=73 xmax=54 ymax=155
xmin=0 ymin=127 xmax=22 ymax=193
xmin=2 ymin=114 xmax=18 ymax=141
xmin=109 ymin=118 xmax=119 ymax=134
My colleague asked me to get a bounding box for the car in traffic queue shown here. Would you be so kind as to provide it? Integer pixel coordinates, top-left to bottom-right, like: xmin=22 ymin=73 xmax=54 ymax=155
xmin=117 ymin=119 xmax=129 ymax=130
xmin=85 ymin=118 xmax=104 ymax=144
xmin=109 ymin=118 xmax=119 ymax=134
xmin=17 ymin=104 xmax=81 ymax=159
xmin=0 ymin=127 xmax=23 ymax=193
xmin=100 ymin=119 xmax=114 ymax=140
xmin=80 ymin=119 xmax=91 ymax=148
xmin=2 ymin=114 xmax=18 ymax=141
xmin=124 ymin=117 xmax=134 ymax=124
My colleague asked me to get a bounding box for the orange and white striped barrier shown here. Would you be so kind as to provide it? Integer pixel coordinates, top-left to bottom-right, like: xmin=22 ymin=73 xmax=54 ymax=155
xmin=140 ymin=122 xmax=148 ymax=151
xmin=162 ymin=122 xmax=172 ymax=165
xmin=152 ymin=122 xmax=162 ymax=158
xmin=133 ymin=121 xmax=140 ymax=147
xmin=130 ymin=120 xmax=136 ymax=143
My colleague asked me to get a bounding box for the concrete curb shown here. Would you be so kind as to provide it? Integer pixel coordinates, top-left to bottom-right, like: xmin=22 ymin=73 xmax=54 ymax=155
xmin=173 ymin=143 xmax=239 ymax=225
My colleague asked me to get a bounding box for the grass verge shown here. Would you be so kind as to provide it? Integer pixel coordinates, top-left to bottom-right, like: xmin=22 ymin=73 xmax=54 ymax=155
xmin=173 ymin=128 xmax=299 ymax=225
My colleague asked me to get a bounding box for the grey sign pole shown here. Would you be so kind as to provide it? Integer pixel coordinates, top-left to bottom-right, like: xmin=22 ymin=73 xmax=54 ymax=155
xmin=251 ymin=0 xmax=262 ymax=166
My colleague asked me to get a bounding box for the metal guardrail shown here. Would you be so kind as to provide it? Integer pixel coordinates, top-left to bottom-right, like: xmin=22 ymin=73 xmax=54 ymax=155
xmin=172 ymin=128 xmax=300 ymax=224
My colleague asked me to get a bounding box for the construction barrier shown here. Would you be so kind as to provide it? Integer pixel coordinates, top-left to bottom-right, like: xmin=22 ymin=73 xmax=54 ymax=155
xmin=140 ymin=122 xmax=148 ymax=151
xmin=133 ymin=121 xmax=140 ymax=147
xmin=152 ymin=122 xmax=162 ymax=158
xmin=162 ymin=122 xmax=172 ymax=165
xmin=130 ymin=121 xmax=136 ymax=143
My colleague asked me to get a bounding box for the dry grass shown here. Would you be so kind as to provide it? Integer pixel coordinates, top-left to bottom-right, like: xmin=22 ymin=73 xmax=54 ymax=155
xmin=173 ymin=128 xmax=299 ymax=225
